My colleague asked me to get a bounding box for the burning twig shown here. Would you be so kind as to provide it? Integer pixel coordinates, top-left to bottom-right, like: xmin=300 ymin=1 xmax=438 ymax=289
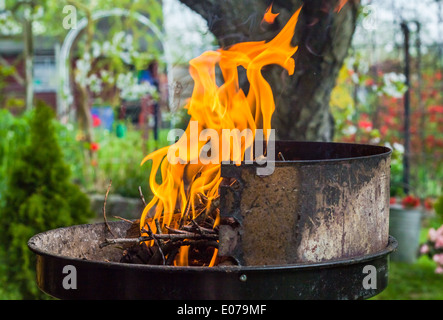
xmin=182 ymin=224 xmax=217 ymax=235
xmin=99 ymin=232 xmax=218 ymax=248
xmin=137 ymin=186 xmax=168 ymax=262
xmin=110 ymin=187 xmax=220 ymax=266
xmin=141 ymin=223 xmax=166 ymax=265
xmin=103 ymin=180 xmax=116 ymax=238
xmin=165 ymin=226 xmax=192 ymax=234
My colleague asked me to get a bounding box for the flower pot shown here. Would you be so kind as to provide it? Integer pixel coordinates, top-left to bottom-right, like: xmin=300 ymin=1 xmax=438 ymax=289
xmin=389 ymin=205 xmax=422 ymax=263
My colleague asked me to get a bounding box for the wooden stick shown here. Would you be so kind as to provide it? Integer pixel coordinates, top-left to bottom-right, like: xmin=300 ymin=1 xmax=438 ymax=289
xmin=103 ymin=180 xmax=116 ymax=238
xmin=191 ymin=219 xmax=204 ymax=234
xmin=138 ymin=186 xmax=147 ymax=206
xmin=278 ymin=152 xmax=286 ymax=161
xmin=165 ymin=226 xmax=191 ymax=234
xmin=112 ymin=216 xmax=133 ymax=224
xmin=182 ymin=224 xmax=217 ymax=234
xmin=99 ymin=233 xmax=219 ymax=248
xmin=99 ymin=236 xmax=151 ymax=248
xmin=141 ymin=224 xmax=166 ymax=265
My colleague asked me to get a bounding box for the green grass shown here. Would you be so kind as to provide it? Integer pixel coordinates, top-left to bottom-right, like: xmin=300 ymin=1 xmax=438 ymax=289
xmin=372 ymin=256 xmax=443 ymax=300
xmin=372 ymin=215 xmax=443 ymax=300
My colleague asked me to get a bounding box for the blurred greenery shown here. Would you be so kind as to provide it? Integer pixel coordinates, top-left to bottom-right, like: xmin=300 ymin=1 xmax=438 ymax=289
xmin=0 ymin=108 xmax=172 ymax=200
xmin=372 ymin=256 xmax=443 ymax=300
xmin=372 ymin=215 xmax=443 ymax=300
xmin=0 ymin=104 xmax=174 ymax=300
xmin=91 ymin=123 xmax=170 ymax=198
xmin=435 ymin=194 xmax=443 ymax=221
xmin=0 ymin=102 xmax=94 ymax=299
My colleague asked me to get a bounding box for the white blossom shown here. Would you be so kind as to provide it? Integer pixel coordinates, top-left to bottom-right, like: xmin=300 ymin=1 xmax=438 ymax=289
xmin=393 ymin=142 xmax=405 ymax=154
xmin=117 ymin=72 xmax=157 ymax=100
xmin=86 ymin=74 xmax=102 ymax=94
xmin=342 ymin=125 xmax=357 ymax=136
xmin=381 ymin=72 xmax=407 ymax=98
xmin=92 ymin=41 xmax=102 ymax=58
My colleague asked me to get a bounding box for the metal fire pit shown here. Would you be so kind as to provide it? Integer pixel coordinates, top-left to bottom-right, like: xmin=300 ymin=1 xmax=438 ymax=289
xmin=28 ymin=221 xmax=396 ymax=300
xmin=219 ymin=141 xmax=393 ymax=266
xmin=28 ymin=141 xmax=397 ymax=300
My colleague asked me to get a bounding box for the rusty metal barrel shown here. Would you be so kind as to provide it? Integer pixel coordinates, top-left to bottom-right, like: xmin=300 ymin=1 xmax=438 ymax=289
xmin=219 ymin=141 xmax=392 ymax=266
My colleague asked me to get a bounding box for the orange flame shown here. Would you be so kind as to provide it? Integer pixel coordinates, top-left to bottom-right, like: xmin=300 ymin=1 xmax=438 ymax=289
xmin=335 ymin=0 xmax=349 ymax=13
xmin=262 ymin=3 xmax=280 ymax=24
xmin=139 ymin=7 xmax=302 ymax=266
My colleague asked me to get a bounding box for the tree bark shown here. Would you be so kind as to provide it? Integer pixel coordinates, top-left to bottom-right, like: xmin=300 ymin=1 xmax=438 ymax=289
xmin=178 ymin=0 xmax=360 ymax=141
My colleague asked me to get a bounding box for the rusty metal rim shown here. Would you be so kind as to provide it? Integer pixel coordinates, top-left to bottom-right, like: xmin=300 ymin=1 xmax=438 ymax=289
xmin=28 ymin=226 xmax=397 ymax=273
xmin=242 ymin=141 xmax=392 ymax=165
xmin=27 ymin=222 xmax=397 ymax=300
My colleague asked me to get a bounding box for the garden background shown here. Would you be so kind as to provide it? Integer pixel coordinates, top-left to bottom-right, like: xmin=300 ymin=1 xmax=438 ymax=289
xmin=1 ymin=0 xmax=443 ymax=299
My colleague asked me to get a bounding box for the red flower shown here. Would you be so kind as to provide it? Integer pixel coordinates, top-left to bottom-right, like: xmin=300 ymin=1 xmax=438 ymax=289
xmin=358 ymin=114 xmax=372 ymax=131
xmin=383 ymin=115 xmax=395 ymax=126
xmin=365 ymin=78 xmax=375 ymax=86
xmin=429 ymin=105 xmax=443 ymax=114
xmin=390 ymin=197 xmax=396 ymax=205
xmin=424 ymin=198 xmax=434 ymax=211
xmin=90 ymin=142 xmax=100 ymax=151
xmin=92 ymin=115 xmax=101 ymax=127
xmin=401 ymin=195 xmax=420 ymax=208
xmin=358 ymin=120 xmax=372 ymax=131
xmin=426 ymin=135 xmax=436 ymax=148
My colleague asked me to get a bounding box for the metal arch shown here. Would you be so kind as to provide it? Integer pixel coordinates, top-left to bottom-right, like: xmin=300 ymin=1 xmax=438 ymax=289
xmin=58 ymin=8 xmax=171 ymax=121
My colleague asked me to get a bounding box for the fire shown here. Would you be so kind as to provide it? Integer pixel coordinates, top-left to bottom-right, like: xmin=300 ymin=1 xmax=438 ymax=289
xmin=335 ymin=0 xmax=349 ymax=13
xmin=262 ymin=3 xmax=280 ymax=24
xmin=139 ymin=7 xmax=301 ymax=266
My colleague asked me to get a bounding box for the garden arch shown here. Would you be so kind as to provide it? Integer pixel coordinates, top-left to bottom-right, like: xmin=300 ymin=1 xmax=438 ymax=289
xmin=58 ymin=8 xmax=172 ymax=122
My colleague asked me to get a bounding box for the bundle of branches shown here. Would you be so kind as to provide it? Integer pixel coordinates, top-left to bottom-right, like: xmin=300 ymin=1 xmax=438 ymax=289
xmin=100 ymin=185 xmax=221 ymax=266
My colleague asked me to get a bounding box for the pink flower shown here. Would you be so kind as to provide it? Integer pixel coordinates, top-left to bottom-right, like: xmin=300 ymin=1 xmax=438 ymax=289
xmin=435 ymin=236 xmax=443 ymax=249
xmin=436 ymin=265 xmax=443 ymax=275
xmin=420 ymin=244 xmax=430 ymax=254
xmin=429 ymin=228 xmax=438 ymax=242
xmin=433 ymin=254 xmax=443 ymax=265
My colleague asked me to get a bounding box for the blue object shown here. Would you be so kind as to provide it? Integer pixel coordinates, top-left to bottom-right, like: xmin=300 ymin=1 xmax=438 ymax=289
xmin=91 ymin=106 xmax=114 ymax=131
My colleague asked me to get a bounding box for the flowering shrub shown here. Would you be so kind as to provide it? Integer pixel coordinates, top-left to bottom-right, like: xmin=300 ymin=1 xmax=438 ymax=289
xmin=424 ymin=197 xmax=435 ymax=211
xmin=390 ymin=194 xmax=421 ymax=209
xmin=420 ymin=225 xmax=443 ymax=274
xmin=90 ymin=142 xmax=100 ymax=152
xmin=401 ymin=195 xmax=421 ymax=209
xmin=73 ymin=32 xmax=159 ymax=103
xmin=331 ymin=56 xmax=443 ymax=199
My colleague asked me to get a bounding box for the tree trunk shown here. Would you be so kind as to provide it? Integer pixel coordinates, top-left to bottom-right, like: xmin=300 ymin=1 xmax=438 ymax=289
xmin=178 ymin=0 xmax=360 ymax=141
